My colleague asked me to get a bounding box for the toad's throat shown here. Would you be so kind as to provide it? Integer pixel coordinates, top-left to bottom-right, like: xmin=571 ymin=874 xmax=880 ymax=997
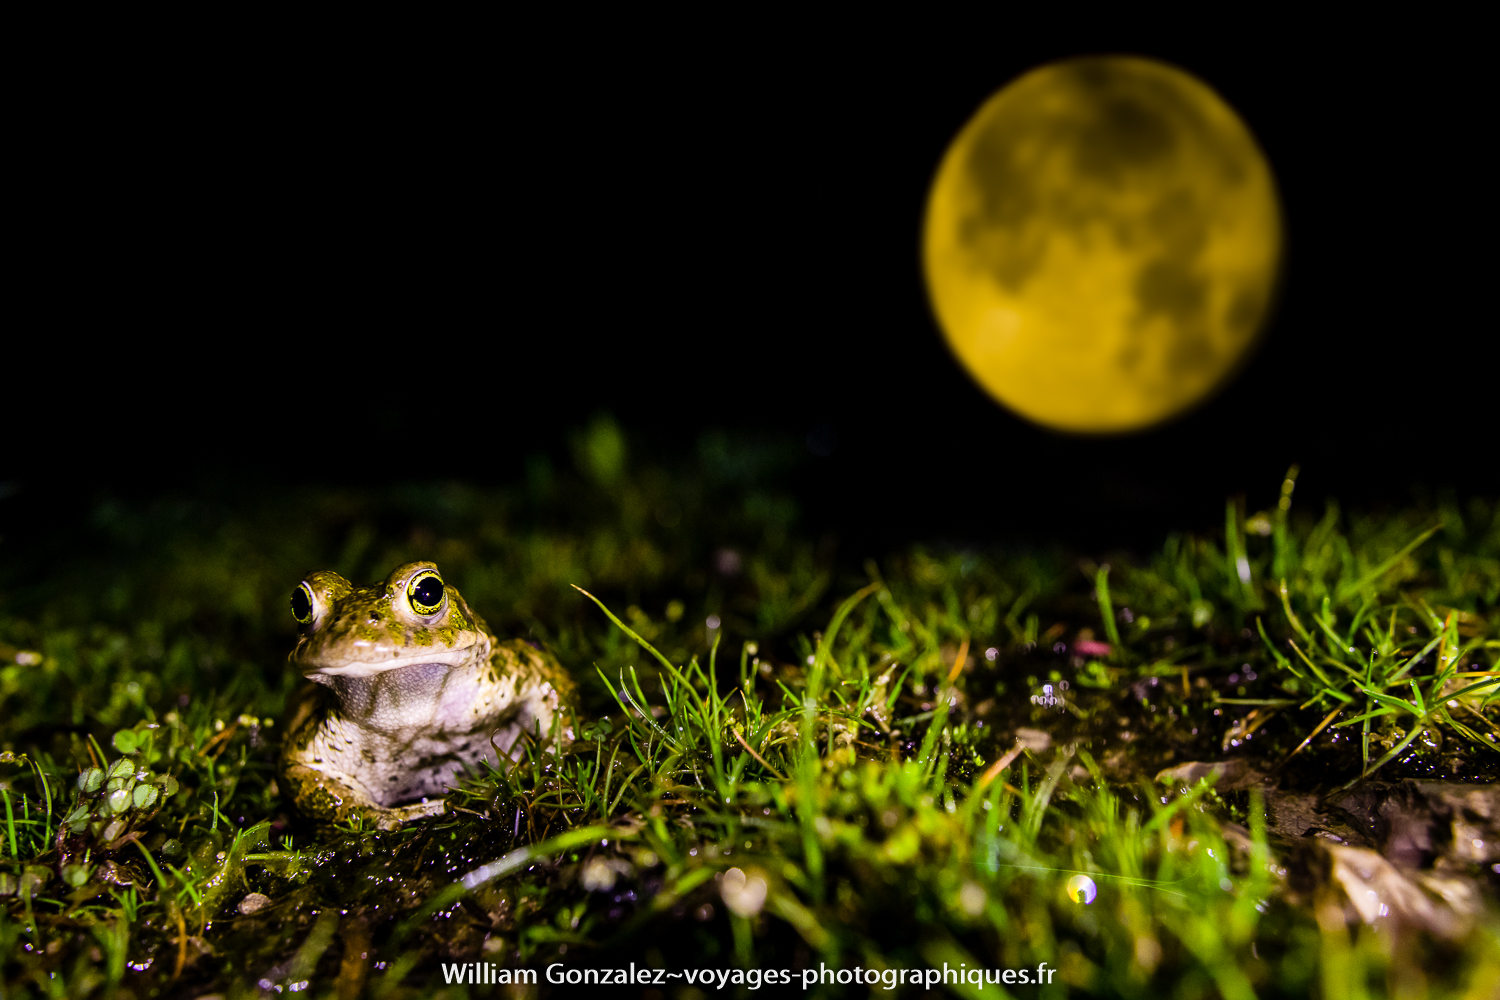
xmin=312 ymin=659 xmax=495 ymax=733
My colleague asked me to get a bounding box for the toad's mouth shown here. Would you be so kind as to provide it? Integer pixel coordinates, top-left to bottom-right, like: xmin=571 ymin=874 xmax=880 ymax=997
xmin=296 ymin=642 xmax=483 ymax=679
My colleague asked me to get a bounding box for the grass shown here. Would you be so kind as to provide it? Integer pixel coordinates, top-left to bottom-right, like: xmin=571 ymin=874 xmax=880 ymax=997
xmin=2 ymin=421 xmax=1498 ymax=998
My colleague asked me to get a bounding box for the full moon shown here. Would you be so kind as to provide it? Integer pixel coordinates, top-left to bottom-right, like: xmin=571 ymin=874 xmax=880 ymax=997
xmin=923 ymin=56 xmax=1282 ymax=432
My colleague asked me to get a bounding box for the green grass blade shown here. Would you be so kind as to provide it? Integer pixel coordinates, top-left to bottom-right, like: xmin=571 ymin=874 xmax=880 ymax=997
xmin=574 ymin=585 xmax=697 ymax=694
xmin=808 ymin=582 xmax=881 ymax=703
xmin=1438 ymin=710 xmax=1500 ymax=754
xmin=1335 ymin=524 xmax=1441 ymax=602
xmin=1352 ymin=724 xmax=1425 ymax=784
xmin=1096 ymin=565 xmax=1123 ymax=653
xmin=1256 ymin=617 xmax=1297 ymax=675
xmin=131 ymin=838 xmax=171 ymax=895
xmin=1331 ymin=707 xmax=1397 ymax=727
xmin=1385 ymin=633 xmax=1444 ymax=684
xmin=1354 ymin=684 xmax=1421 ymax=715
xmin=2 ymin=789 xmax=15 ymax=860
xmin=1278 ymin=579 xmax=1312 ymax=643
xmin=1439 ymin=677 xmax=1500 ymax=702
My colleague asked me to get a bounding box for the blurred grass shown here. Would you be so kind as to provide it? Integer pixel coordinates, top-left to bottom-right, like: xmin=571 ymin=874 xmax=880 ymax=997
xmin=2 ymin=423 xmax=1497 ymax=998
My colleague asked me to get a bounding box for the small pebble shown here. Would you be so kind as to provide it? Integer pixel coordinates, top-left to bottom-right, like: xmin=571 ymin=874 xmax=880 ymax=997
xmin=238 ymin=892 xmax=272 ymax=915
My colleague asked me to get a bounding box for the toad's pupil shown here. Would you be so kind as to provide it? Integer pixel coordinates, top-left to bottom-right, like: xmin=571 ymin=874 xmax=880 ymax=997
xmin=412 ymin=577 xmax=444 ymax=609
xmin=291 ymin=587 xmax=313 ymax=622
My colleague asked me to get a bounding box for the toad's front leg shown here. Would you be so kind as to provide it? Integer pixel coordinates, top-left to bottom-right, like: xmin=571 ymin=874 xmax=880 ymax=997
xmin=281 ymin=707 xmax=448 ymax=830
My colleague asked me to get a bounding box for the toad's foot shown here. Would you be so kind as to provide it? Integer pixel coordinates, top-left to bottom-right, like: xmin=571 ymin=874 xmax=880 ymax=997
xmin=374 ymin=798 xmax=446 ymax=830
xmin=282 ymin=762 xmax=446 ymax=830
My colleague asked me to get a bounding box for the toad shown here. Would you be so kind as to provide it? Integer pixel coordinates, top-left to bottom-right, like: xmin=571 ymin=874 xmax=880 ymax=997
xmin=280 ymin=561 xmax=574 ymax=829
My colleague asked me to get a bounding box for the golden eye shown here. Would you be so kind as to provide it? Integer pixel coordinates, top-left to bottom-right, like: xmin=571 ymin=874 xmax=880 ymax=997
xmin=407 ymin=571 xmax=445 ymax=616
xmin=291 ymin=582 xmax=316 ymax=625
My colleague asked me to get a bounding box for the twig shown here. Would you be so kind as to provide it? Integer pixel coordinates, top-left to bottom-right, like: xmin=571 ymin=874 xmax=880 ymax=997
xmin=172 ymin=904 xmax=188 ymax=979
xmin=103 ymin=830 xmax=145 ymax=853
xmin=1272 ymin=706 xmax=1342 ymax=773
xmin=1245 ymin=710 xmax=1277 ymax=737
xmin=1457 ymin=700 xmax=1496 ymax=731
xmin=732 ymin=729 xmax=785 ymax=781
xmin=199 ymin=723 xmax=239 ymax=762
xmin=447 ymin=806 xmax=488 ymax=819
xmin=945 ymin=637 xmax=971 ymax=685
xmin=976 ymin=744 xmax=1026 ymax=790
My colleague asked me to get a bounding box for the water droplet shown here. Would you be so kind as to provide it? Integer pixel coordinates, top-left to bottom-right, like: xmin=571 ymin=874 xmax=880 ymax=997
xmin=1066 ymin=874 xmax=1097 ymax=905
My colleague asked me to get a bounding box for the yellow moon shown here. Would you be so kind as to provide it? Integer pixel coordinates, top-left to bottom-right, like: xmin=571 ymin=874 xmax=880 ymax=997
xmin=923 ymin=56 xmax=1282 ymax=432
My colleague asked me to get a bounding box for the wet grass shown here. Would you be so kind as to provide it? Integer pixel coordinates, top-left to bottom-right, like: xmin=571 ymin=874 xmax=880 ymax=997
xmin=2 ymin=425 xmax=1498 ymax=998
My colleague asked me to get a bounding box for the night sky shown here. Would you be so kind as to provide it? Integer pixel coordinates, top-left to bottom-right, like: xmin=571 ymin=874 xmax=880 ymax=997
xmin=8 ymin=21 xmax=1491 ymax=554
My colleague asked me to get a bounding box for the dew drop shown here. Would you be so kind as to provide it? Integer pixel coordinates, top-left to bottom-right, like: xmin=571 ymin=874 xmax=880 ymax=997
xmin=1066 ymin=874 xmax=1097 ymax=905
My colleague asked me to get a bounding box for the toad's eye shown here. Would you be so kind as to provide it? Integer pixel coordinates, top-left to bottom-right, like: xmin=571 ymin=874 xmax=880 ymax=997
xmin=407 ymin=571 xmax=445 ymax=616
xmin=291 ymin=582 xmax=315 ymax=625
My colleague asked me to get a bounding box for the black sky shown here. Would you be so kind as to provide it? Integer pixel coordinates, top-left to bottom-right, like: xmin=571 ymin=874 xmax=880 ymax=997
xmin=7 ymin=20 xmax=1492 ymax=553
